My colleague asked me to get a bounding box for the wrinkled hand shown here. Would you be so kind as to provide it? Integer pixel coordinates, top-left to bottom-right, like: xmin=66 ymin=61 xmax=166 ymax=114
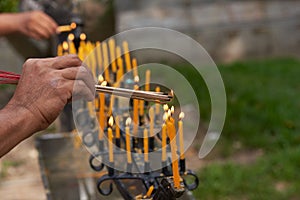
xmin=17 ymin=11 xmax=58 ymax=40
xmin=8 ymin=55 xmax=94 ymax=131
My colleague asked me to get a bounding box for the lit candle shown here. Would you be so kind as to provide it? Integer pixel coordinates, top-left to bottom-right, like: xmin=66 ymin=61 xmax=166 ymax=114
xmin=145 ymin=70 xmax=151 ymax=91
xmin=108 ymin=116 xmax=114 ymax=163
xmin=62 ymin=41 xmax=69 ymax=55
xmin=99 ymin=79 xmax=107 ymax=141
xmin=166 ymin=110 xmax=181 ymax=189
xmin=133 ymin=76 xmax=139 ymax=136
xmin=122 ymin=41 xmax=132 ymax=72
xmin=108 ymin=38 xmax=117 ymax=73
xmin=161 ymin=113 xmax=167 ymax=162
xmin=96 ymin=42 xmax=103 ymax=73
xmin=178 ymin=112 xmax=185 ymax=173
xmin=125 ymin=118 xmax=132 ymax=164
xmin=68 ymin=33 xmax=76 ymax=54
xmin=132 ymin=58 xmax=138 ymax=78
xmin=102 ymin=42 xmax=110 ymax=83
xmin=155 ymin=87 xmax=161 ymax=121
xmin=78 ymin=33 xmax=86 ymax=60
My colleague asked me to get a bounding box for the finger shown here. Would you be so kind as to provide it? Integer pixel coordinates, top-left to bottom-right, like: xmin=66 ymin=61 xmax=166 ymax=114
xmin=52 ymin=55 xmax=82 ymax=69
xmin=31 ymin=24 xmax=51 ymax=39
xmin=39 ymin=13 xmax=58 ymax=35
xmin=61 ymin=66 xmax=95 ymax=93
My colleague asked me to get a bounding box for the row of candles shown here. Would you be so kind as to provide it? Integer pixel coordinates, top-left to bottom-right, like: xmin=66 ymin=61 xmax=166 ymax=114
xmin=57 ymin=33 xmax=186 ymax=189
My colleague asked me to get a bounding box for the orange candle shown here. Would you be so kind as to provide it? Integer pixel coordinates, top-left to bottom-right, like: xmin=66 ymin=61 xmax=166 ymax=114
xmin=96 ymin=42 xmax=103 ymax=72
xmin=161 ymin=116 xmax=167 ymax=162
xmin=68 ymin=33 xmax=76 ymax=54
xmin=123 ymin=41 xmax=132 ymax=72
xmin=115 ymin=116 xmax=120 ymax=139
xmin=166 ymin=111 xmax=181 ymax=189
xmin=132 ymin=58 xmax=138 ymax=78
xmin=155 ymin=87 xmax=161 ymax=117
xmin=99 ymin=80 xmax=107 ymax=140
xmin=125 ymin=118 xmax=132 ymax=164
xmin=145 ymin=70 xmax=151 ymax=91
xmin=62 ymin=41 xmax=69 ymax=55
xmin=57 ymin=43 xmax=63 ymax=56
xmin=108 ymin=116 xmax=114 ymax=163
xmin=133 ymin=76 xmax=139 ymax=135
xmin=149 ymin=107 xmax=155 ymax=137
xmin=102 ymin=41 xmax=110 ymax=83
xmin=143 ymin=128 xmax=149 ymax=162
xmin=116 ymin=46 xmax=124 ymax=82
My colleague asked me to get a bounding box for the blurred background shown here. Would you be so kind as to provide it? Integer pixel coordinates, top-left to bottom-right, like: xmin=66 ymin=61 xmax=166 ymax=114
xmin=0 ymin=0 xmax=299 ymax=199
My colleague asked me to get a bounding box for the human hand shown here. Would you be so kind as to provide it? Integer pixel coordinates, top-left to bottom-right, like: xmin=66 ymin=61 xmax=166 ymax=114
xmin=8 ymin=55 xmax=94 ymax=131
xmin=16 ymin=11 xmax=58 ymax=40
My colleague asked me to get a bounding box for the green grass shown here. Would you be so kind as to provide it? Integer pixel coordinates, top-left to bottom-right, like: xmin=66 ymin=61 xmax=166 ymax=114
xmin=172 ymin=57 xmax=300 ymax=199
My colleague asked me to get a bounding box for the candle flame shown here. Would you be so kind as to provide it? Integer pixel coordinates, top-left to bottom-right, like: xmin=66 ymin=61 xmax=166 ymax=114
xmin=80 ymin=33 xmax=86 ymax=41
xmin=163 ymin=104 xmax=169 ymax=111
xmin=171 ymin=106 xmax=175 ymax=114
xmin=108 ymin=116 xmax=114 ymax=127
xmin=70 ymin=22 xmax=77 ymax=29
xmin=167 ymin=109 xmax=171 ymax=118
xmin=126 ymin=117 xmax=132 ymax=126
xmin=62 ymin=41 xmax=68 ymax=50
xmin=170 ymin=90 xmax=174 ymax=97
xmin=101 ymin=81 xmax=107 ymax=86
xmin=98 ymin=75 xmax=104 ymax=83
xmin=163 ymin=113 xmax=168 ymax=121
xmin=134 ymin=76 xmax=139 ymax=83
xmin=68 ymin=33 xmax=75 ymax=41
xmin=179 ymin=112 xmax=185 ymax=120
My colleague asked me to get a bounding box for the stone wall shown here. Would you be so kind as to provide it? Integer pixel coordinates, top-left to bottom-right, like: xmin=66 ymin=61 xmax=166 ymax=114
xmin=115 ymin=0 xmax=300 ymax=62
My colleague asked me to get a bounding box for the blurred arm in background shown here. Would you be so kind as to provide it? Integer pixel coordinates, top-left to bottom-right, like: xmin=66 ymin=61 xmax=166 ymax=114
xmin=0 ymin=11 xmax=58 ymax=40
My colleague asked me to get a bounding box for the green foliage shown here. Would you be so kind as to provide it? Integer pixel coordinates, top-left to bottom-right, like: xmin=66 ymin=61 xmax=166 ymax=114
xmin=194 ymin=146 xmax=300 ymax=200
xmin=0 ymin=0 xmax=19 ymax=13
xmin=180 ymin=57 xmax=300 ymax=199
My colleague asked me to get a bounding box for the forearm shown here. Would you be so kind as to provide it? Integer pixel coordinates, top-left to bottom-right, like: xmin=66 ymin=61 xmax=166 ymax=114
xmin=0 ymin=13 xmax=21 ymax=36
xmin=0 ymin=103 xmax=38 ymax=157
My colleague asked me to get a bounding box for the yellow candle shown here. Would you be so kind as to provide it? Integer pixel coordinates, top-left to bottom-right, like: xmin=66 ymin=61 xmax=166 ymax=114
xmin=132 ymin=58 xmax=138 ymax=78
xmin=133 ymin=76 xmax=139 ymax=135
xmin=99 ymin=80 xmax=107 ymax=140
xmin=102 ymin=42 xmax=110 ymax=83
xmin=115 ymin=116 xmax=120 ymax=139
xmin=123 ymin=41 xmax=132 ymax=72
xmin=96 ymin=42 xmax=103 ymax=72
xmin=179 ymin=112 xmax=185 ymax=160
xmin=161 ymin=120 xmax=167 ymax=162
xmin=155 ymin=87 xmax=161 ymax=116
xmin=108 ymin=116 xmax=114 ymax=163
xmin=57 ymin=43 xmax=63 ymax=56
xmin=62 ymin=41 xmax=69 ymax=55
xmin=144 ymin=128 xmax=149 ymax=162
xmin=78 ymin=33 xmax=86 ymax=60
xmin=149 ymin=107 xmax=155 ymax=137
xmin=139 ymin=100 xmax=144 ymax=116
xmin=125 ymin=118 xmax=132 ymax=163
xmin=116 ymin=46 xmax=124 ymax=82
xmin=145 ymin=70 xmax=151 ymax=91
xmin=108 ymin=38 xmax=117 ymax=73
xmin=68 ymin=34 xmax=76 ymax=54
xmin=166 ymin=112 xmax=181 ymax=189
